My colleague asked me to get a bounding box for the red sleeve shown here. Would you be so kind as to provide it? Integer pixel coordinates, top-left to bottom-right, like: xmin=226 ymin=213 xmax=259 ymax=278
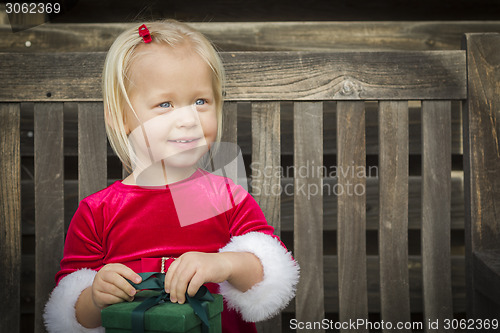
xmin=55 ymin=201 xmax=104 ymax=284
xmin=226 ymin=190 xmax=275 ymax=237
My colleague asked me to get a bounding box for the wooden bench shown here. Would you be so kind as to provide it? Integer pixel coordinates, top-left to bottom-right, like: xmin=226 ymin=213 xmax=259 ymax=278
xmin=0 ymin=23 xmax=499 ymax=333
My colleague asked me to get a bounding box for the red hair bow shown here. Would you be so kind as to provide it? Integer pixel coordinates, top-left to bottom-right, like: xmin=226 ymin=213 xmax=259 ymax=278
xmin=138 ymin=24 xmax=152 ymax=43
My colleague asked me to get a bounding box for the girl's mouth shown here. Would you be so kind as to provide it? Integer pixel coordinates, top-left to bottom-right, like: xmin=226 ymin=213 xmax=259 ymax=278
xmin=171 ymin=139 xmax=197 ymax=143
xmin=168 ymin=137 xmax=201 ymax=148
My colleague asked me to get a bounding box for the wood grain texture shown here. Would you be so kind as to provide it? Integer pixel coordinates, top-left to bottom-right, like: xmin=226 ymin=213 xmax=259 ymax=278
xmin=336 ymin=101 xmax=368 ymax=331
xmin=250 ymin=102 xmax=281 ymax=333
xmin=421 ymin=101 xmax=453 ymax=330
xmin=378 ymin=101 xmax=411 ymax=331
xmin=34 ymin=103 xmax=64 ymax=333
xmin=463 ymin=33 xmax=500 ymax=257
xmin=0 ymin=51 xmax=466 ymax=102
xmin=462 ymin=32 xmax=500 ymax=318
xmin=78 ymin=102 xmax=107 ymax=201
xmin=2 ymin=22 xmax=500 ymax=52
xmin=293 ymin=102 xmax=324 ymax=329
xmin=221 ymin=101 xmax=237 ymax=144
xmin=0 ymin=103 xmax=21 ymax=333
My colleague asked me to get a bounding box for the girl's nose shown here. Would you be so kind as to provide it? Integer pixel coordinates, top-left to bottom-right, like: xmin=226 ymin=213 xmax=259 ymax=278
xmin=174 ymin=105 xmax=199 ymax=128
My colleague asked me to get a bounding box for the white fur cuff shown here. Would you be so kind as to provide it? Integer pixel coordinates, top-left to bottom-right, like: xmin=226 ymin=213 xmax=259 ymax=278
xmin=218 ymin=232 xmax=300 ymax=322
xmin=43 ymin=268 xmax=104 ymax=333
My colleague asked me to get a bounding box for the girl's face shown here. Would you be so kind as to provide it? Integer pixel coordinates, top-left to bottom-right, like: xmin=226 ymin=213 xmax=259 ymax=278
xmin=124 ymin=43 xmax=218 ymax=176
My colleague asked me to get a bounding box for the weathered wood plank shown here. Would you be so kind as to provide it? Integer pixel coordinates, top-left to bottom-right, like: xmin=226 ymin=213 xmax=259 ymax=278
xmin=0 ymin=103 xmax=21 ymax=333
xmin=378 ymin=101 xmax=411 ymax=331
xmin=462 ymin=32 xmax=500 ymax=319
xmin=251 ymin=102 xmax=281 ymax=231
xmin=221 ymin=101 xmax=237 ymax=144
xmin=0 ymin=51 xmax=466 ymax=102
xmin=78 ymin=102 xmax=107 ymax=201
xmin=250 ymin=102 xmax=281 ymax=333
xmin=472 ymin=251 xmax=500 ymax=305
xmin=337 ymin=101 xmax=368 ymax=331
xmin=20 ymin=101 xmax=465 ymax=156
xmin=294 ymin=102 xmax=324 ymax=330
xmin=34 ymin=103 xmax=64 ymax=333
xmin=421 ymin=101 xmax=453 ymax=330
xmin=2 ymin=22 xmax=500 ymax=52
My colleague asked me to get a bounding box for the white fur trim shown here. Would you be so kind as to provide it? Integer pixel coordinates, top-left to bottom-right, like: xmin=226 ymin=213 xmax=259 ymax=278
xmin=218 ymin=232 xmax=300 ymax=322
xmin=43 ymin=268 xmax=104 ymax=333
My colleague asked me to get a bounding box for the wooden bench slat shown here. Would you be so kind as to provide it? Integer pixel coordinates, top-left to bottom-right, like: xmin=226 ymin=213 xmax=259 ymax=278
xmin=293 ymin=102 xmax=324 ymax=329
xmin=0 ymin=51 xmax=466 ymax=102
xmin=421 ymin=100 xmax=453 ymax=328
xmin=336 ymin=101 xmax=368 ymax=331
xmin=78 ymin=102 xmax=107 ymax=201
xmin=3 ymin=22 xmax=500 ymax=53
xmin=463 ymin=32 xmax=500 ymax=319
xmin=250 ymin=102 xmax=282 ymax=333
xmin=222 ymin=101 xmax=238 ymax=144
xmin=34 ymin=102 xmax=65 ymax=333
xmin=0 ymin=103 xmax=21 ymax=333
xmin=378 ymin=101 xmax=411 ymax=330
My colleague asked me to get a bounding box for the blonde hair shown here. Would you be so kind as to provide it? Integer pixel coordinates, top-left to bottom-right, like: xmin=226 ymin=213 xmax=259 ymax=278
xmin=102 ymin=20 xmax=225 ymax=172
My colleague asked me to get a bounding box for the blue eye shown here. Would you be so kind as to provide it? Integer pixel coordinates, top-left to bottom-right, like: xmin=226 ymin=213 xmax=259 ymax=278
xmin=159 ymin=102 xmax=172 ymax=108
xmin=195 ymin=99 xmax=206 ymax=106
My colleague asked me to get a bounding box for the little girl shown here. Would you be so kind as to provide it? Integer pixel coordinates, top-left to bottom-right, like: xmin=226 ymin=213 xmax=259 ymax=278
xmin=43 ymin=20 xmax=299 ymax=333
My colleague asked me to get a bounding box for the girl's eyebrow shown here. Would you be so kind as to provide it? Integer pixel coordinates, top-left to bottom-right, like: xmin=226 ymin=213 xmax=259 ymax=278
xmin=150 ymin=91 xmax=175 ymax=100
xmin=151 ymin=89 xmax=213 ymax=100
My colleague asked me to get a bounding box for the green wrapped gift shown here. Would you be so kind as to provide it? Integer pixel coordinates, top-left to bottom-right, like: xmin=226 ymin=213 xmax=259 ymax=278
xmin=101 ymin=272 xmax=223 ymax=333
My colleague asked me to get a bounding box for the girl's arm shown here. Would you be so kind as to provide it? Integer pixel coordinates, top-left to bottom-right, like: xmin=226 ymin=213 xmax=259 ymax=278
xmin=220 ymin=251 xmax=263 ymax=292
xmin=164 ymin=232 xmax=299 ymax=323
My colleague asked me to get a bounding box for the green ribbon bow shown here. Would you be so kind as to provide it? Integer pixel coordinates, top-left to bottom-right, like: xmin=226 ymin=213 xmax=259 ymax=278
xmin=127 ymin=272 xmax=214 ymax=333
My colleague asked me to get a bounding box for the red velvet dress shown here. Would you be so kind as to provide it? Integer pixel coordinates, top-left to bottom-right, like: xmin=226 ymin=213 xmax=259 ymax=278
xmin=56 ymin=168 xmax=276 ymax=333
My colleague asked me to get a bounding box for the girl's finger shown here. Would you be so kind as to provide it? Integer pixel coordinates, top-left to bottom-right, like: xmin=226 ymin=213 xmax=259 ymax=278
xmin=171 ymin=265 xmax=195 ymax=304
xmin=113 ymin=263 xmax=142 ymax=285
xmin=95 ymin=289 xmax=132 ymax=306
xmin=112 ymin=274 xmax=138 ymax=298
xmin=186 ymin=272 xmax=204 ymax=297
xmin=164 ymin=258 xmax=180 ymax=293
xmin=98 ymin=280 xmax=135 ymax=302
xmin=101 ymin=264 xmax=141 ymax=296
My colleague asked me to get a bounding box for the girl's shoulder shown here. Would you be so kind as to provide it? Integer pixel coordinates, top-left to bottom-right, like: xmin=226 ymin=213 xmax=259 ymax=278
xmin=79 ymin=180 xmax=130 ymax=207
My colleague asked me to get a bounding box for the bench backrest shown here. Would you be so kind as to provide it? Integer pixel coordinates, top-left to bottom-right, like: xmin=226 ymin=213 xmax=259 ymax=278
xmin=1 ymin=31 xmax=499 ymax=333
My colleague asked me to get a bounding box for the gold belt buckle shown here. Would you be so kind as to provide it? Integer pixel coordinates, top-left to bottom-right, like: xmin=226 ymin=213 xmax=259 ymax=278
xmin=161 ymin=257 xmax=171 ymax=274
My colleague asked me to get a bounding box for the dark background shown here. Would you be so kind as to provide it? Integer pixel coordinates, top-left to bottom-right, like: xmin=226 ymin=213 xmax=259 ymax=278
xmin=6 ymin=0 xmax=500 ymax=24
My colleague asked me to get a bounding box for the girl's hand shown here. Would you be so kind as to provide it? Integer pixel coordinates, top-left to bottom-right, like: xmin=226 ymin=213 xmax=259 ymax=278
xmin=91 ymin=263 xmax=142 ymax=309
xmin=164 ymin=252 xmax=232 ymax=304
xmin=164 ymin=251 xmax=263 ymax=304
